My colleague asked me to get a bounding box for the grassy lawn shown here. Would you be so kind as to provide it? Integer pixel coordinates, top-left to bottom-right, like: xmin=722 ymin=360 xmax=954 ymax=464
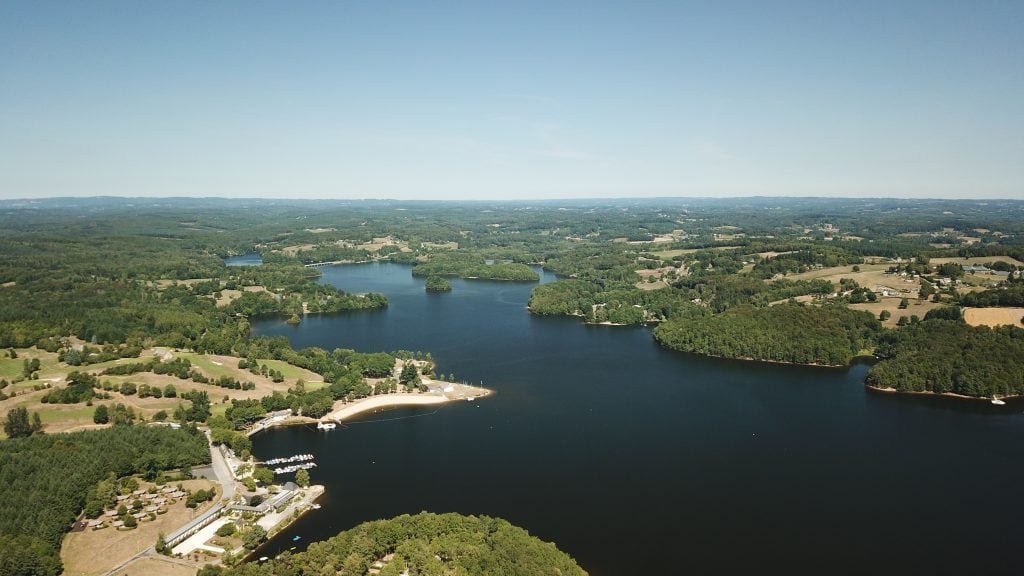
xmin=0 ymin=357 xmax=23 ymax=379
xmin=35 ymin=404 xmax=96 ymax=424
xmin=256 ymin=359 xmax=323 ymax=382
xmin=177 ymin=352 xmax=237 ymax=379
xmin=1 ymin=350 xmax=314 ymax=434
xmin=0 ymin=349 xmax=62 ymax=380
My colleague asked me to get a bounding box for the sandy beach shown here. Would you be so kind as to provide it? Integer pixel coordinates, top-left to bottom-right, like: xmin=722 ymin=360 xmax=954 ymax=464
xmin=324 ymin=393 xmax=449 ymax=422
xmin=322 ymin=381 xmax=491 ymax=423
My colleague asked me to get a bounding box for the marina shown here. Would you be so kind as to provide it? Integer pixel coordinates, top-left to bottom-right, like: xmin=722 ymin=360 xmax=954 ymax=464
xmin=261 ymin=454 xmax=314 ymax=466
xmin=272 ymin=462 xmax=317 ymax=475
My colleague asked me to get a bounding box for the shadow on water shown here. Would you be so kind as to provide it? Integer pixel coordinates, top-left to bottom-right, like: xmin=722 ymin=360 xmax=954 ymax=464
xmin=249 ymin=263 xmax=1024 ymax=575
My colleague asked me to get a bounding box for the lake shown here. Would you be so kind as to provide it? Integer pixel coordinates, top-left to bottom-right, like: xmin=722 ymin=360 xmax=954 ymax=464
xmin=250 ymin=262 xmax=1023 ymax=574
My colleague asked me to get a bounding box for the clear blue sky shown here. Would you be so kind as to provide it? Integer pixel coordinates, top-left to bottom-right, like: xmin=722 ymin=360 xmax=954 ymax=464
xmin=1 ymin=1 xmax=1021 ymax=200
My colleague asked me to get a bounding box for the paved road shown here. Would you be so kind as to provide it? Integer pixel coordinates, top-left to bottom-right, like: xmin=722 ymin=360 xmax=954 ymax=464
xmin=207 ymin=434 xmax=236 ymax=501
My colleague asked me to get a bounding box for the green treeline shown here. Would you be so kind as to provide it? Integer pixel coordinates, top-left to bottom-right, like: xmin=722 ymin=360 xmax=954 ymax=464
xmin=653 ymin=303 xmax=882 ymax=366
xmin=0 ymin=426 xmax=209 ymax=576
xmin=751 ymin=246 xmax=864 ymax=278
xmin=262 ymin=245 xmax=372 ymax=265
xmin=960 ymin=283 xmax=1024 ymax=307
xmin=207 ymin=512 xmax=586 ymax=576
xmin=412 ymin=253 xmax=539 ymax=281
xmin=866 ymin=319 xmax=1024 ymax=397
xmin=0 ymin=251 xmax=385 ymax=350
xmin=528 ymin=279 xmax=687 ymax=324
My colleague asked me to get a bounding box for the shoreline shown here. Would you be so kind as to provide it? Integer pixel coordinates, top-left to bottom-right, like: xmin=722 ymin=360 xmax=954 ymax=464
xmin=240 ymin=484 xmax=325 ymax=563
xmin=653 ymin=342 xmax=850 ymax=368
xmin=324 ymin=380 xmax=492 ymax=423
xmin=249 ymin=383 xmax=493 ymax=435
xmin=324 ymin=393 xmax=449 ymax=422
xmin=865 ymin=385 xmax=1021 ymax=402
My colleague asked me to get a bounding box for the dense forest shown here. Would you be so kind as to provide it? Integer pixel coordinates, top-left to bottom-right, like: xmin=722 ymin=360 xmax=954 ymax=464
xmin=204 ymin=512 xmax=586 ymax=576
xmin=411 ymin=253 xmax=539 ymax=281
xmin=2 ymin=197 xmax=1024 ymax=574
xmin=0 ymin=426 xmax=209 ymax=576
xmin=653 ymin=303 xmax=883 ymax=366
xmin=866 ymin=319 xmax=1024 ymax=397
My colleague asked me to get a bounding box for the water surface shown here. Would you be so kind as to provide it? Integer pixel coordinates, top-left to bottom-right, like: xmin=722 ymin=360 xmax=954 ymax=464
xmin=251 ymin=262 xmax=1023 ymax=574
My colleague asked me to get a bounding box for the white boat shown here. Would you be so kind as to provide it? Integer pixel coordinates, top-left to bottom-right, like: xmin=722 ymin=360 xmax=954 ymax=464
xmin=466 ymin=396 xmax=475 ymax=402
xmin=310 ymin=504 xmax=321 ymax=510
xmin=317 ymin=421 xmax=337 ymax=430
xmin=991 ymin=396 xmax=1006 ymax=405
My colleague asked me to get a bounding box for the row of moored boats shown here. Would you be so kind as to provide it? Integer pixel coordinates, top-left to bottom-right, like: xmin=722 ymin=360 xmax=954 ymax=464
xmin=263 ymin=453 xmax=314 ymax=466
xmin=273 ymin=462 xmax=317 ymax=475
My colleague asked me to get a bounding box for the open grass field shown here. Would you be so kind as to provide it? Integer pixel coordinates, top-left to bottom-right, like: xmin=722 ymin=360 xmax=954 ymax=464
xmin=0 ymin=349 xmax=61 ymax=380
xmin=258 ymin=358 xmax=324 ymax=382
xmin=849 ymin=298 xmax=944 ymax=328
xmin=652 ymin=246 xmax=738 ymax=259
xmin=931 ymin=256 xmax=1024 ymax=267
xmin=775 ymin=263 xmax=900 ymax=285
xmin=0 ymin=347 xmax=321 ymax=434
xmin=61 ymin=479 xmax=218 ymax=576
xmin=964 ymin=307 xmax=1024 ymax=328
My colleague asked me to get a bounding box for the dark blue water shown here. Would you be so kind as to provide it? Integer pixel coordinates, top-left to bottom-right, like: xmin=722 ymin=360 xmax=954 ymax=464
xmin=251 ymin=262 xmax=1024 ymax=575
xmin=225 ymin=253 xmax=263 ymax=266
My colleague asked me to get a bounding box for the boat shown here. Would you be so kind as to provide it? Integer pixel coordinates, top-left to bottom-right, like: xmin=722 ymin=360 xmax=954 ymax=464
xmin=317 ymin=421 xmax=337 ymax=430
xmin=466 ymin=396 xmax=475 ymax=402
xmin=310 ymin=504 xmax=321 ymax=510
xmin=293 ymin=535 xmax=302 ymax=541
xmin=258 ymin=557 xmax=269 ymax=563
xmin=991 ymin=396 xmax=1006 ymax=405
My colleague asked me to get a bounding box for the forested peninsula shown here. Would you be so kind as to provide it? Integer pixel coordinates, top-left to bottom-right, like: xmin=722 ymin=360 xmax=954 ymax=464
xmin=653 ymin=303 xmax=882 ymax=366
xmin=866 ymin=318 xmax=1024 ymax=397
xmin=203 ymin=512 xmax=586 ymax=576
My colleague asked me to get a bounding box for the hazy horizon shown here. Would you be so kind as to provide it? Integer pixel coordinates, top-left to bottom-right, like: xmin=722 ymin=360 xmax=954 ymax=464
xmin=2 ymin=2 xmax=1021 ymax=200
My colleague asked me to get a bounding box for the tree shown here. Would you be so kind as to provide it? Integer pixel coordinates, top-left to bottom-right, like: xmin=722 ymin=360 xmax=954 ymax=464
xmin=187 ymin=391 xmax=211 ymax=422
xmin=919 ymin=280 xmax=934 ymax=300
xmin=252 ymin=467 xmax=274 ymax=486
xmin=111 ymin=403 xmax=134 ymax=426
xmin=22 ymin=358 xmax=40 ymax=379
xmin=242 ymin=525 xmax=267 ymax=549
xmin=93 ymin=404 xmax=109 ymax=424
xmin=155 ymin=532 xmax=168 ymax=554
xmin=898 ymin=298 xmax=909 ymax=309
xmin=216 ymin=523 xmax=237 ymax=537
xmin=4 ymin=407 xmax=36 ymax=438
xmin=399 ymin=362 xmax=421 ymax=386
xmin=32 ymin=412 xmax=43 ymax=434
xmin=123 ymin=514 xmax=137 ymax=528
xmin=295 ymin=467 xmax=310 ymax=488
xmin=879 ymin=310 xmax=891 ymax=321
